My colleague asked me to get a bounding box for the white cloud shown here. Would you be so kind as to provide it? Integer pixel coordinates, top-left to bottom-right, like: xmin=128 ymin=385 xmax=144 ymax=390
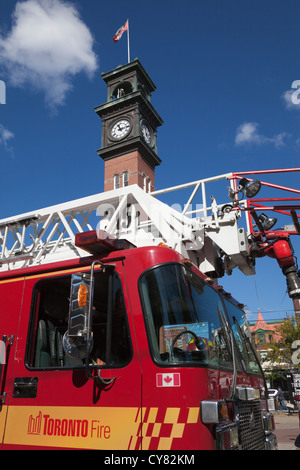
xmin=235 ymin=122 xmax=260 ymax=146
xmin=235 ymin=122 xmax=287 ymax=148
xmin=0 ymin=124 xmax=15 ymax=157
xmin=0 ymin=124 xmax=14 ymax=146
xmin=0 ymin=0 xmax=98 ymax=109
xmin=282 ymin=90 xmax=296 ymax=110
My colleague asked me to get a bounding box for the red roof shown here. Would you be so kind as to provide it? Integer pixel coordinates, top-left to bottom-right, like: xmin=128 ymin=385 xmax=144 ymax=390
xmin=250 ymin=310 xmax=277 ymax=332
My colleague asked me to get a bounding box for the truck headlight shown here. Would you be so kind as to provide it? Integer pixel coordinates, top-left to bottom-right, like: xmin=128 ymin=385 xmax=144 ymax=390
xmin=216 ymin=423 xmax=239 ymax=450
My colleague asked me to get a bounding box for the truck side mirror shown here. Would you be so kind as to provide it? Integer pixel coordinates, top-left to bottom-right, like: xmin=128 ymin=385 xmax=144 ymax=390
xmin=63 ymin=261 xmax=116 ymax=385
xmin=63 ymin=272 xmax=93 ymax=360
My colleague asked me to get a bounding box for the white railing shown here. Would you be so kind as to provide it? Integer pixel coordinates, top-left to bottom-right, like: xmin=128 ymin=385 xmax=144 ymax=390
xmin=0 ymin=173 xmax=237 ymax=272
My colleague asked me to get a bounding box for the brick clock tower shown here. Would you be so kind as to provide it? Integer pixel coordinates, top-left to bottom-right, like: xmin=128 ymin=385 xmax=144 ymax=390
xmin=95 ymin=58 xmax=163 ymax=192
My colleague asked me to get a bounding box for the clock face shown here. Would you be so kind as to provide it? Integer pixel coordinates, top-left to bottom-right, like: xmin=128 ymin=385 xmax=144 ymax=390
xmin=111 ymin=119 xmax=131 ymax=140
xmin=141 ymin=121 xmax=152 ymax=145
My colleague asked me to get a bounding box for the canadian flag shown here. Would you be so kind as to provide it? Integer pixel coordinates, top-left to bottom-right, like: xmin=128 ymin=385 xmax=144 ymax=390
xmin=113 ymin=20 xmax=128 ymax=43
xmin=156 ymin=373 xmax=181 ymax=387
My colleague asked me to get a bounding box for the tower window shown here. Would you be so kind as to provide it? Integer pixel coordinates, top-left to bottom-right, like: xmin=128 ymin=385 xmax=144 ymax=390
xmin=143 ymin=175 xmax=151 ymax=193
xmin=123 ymin=171 xmax=129 ymax=187
xmin=112 ymin=81 xmax=133 ymax=100
xmin=114 ymin=174 xmax=120 ymax=189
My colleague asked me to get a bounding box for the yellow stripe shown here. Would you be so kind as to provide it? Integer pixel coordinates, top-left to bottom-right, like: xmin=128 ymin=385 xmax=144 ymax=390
xmin=1 ymin=405 xmax=199 ymax=450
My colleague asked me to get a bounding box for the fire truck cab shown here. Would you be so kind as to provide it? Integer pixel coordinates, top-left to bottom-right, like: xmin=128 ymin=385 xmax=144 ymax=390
xmin=0 ymin=238 xmax=276 ymax=450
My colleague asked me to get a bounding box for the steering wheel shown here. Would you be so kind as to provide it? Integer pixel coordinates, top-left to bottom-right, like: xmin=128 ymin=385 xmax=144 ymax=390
xmin=170 ymin=330 xmax=204 ymax=355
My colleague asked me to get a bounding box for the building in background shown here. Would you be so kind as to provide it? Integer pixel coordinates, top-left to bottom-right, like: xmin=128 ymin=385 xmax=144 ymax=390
xmin=250 ymin=311 xmax=300 ymax=399
xmin=249 ymin=310 xmax=283 ymax=362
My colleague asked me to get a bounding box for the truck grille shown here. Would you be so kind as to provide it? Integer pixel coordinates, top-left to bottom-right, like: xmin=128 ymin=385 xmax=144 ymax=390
xmin=236 ymin=400 xmax=265 ymax=450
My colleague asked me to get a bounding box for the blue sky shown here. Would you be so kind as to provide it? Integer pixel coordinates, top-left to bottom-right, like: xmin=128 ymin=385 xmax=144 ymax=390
xmin=0 ymin=0 xmax=300 ymax=321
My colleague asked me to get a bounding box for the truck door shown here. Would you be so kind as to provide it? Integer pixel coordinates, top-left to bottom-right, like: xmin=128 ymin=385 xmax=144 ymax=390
xmin=2 ymin=264 xmax=142 ymax=450
xmin=0 ymin=277 xmax=25 ymax=447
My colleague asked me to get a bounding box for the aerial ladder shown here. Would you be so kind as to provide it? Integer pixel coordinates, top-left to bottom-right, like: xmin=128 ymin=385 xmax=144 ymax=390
xmin=0 ymin=168 xmax=299 ymax=317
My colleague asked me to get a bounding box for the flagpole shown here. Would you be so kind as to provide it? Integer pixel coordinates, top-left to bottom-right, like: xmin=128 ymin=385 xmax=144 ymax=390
xmin=127 ymin=18 xmax=130 ymax=63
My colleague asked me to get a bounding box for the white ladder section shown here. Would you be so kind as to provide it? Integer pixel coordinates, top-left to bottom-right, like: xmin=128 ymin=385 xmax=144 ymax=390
xmin=0 ymin=173 xmax=253 ymax=275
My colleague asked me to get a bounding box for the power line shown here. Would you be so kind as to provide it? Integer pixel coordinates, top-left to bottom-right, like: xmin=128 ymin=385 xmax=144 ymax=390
xmin=252 ymin=275 xmax=288 ymax=313
xmin=248 ymin=309 xmax=294 ymax=315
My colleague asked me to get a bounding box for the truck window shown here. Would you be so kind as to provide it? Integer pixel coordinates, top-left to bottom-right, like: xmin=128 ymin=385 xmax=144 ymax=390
xmin=140 ymin=263 xmax=233 ymax=368
xmin=26 ymin=271 xmax=131 ymax=369
xmin=224 ymin=300 xmax=261 ymax=375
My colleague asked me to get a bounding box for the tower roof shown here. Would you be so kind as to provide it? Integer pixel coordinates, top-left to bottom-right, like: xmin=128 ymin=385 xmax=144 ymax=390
xmin=250 ymin=309 xmax=274 ymax=332
xmin=100 ymin=58 xmax=157 ymax=93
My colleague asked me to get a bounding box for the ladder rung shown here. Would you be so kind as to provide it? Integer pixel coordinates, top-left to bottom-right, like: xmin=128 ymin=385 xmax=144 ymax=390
xmin=0 ymin=253 xmax=34 ymax=265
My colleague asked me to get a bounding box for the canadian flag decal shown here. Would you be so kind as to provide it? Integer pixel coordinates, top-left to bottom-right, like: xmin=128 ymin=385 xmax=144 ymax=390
xmin=156 ymin=373 xmax=181 ymax=387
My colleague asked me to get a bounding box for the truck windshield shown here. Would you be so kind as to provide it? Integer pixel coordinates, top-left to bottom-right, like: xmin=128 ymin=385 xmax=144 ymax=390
xmin=140 ymin=263 xmax=233 ymax=368
xmin=224 ymin=300 xmax=261 ymax=375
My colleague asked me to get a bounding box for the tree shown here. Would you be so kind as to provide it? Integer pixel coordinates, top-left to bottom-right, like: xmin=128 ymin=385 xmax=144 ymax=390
xmin=264 ymin=315 xmax=300 ymax=368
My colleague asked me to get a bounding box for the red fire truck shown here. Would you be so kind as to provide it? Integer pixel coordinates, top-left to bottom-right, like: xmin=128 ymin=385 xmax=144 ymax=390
xmin=0 ymin=168 xmax=299 ymax=450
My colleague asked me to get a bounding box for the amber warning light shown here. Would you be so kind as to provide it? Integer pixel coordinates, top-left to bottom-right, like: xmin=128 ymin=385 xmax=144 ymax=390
xmin=77 ymin=283 xmax=88 ymax=307
xmin=75 ymin=229 xmax=135 ymax=255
